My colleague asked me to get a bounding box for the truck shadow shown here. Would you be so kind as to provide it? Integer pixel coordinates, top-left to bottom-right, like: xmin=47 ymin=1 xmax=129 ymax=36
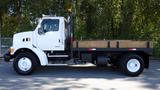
xmin=35 ymin=65 xmax=125 ymax=78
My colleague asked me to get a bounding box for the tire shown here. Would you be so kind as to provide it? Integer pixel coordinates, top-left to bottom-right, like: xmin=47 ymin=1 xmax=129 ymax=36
xmin=13 ymin=52 xmax=38 ymax=75
xmin=120 ymin=54 xmax=144 ymax=76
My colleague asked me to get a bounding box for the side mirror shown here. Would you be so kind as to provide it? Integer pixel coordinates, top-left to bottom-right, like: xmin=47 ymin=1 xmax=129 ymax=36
xmin=38 ymin=28 xmax=44 ymax=35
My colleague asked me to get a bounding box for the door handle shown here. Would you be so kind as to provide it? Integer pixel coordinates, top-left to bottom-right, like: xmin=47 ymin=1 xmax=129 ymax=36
xmin=59 ymin=39 xmax=60 ymax=43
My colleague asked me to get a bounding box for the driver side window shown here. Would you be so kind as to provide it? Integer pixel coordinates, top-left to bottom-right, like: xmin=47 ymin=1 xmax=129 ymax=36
xmin=41 ymin=19 xmax=59 ymax=33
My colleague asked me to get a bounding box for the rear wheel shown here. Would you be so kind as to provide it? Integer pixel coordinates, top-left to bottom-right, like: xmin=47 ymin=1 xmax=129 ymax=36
xmin=120 ymin=54 xmax=144 ymax=76
xmin=13 ymin=52 xmax=38 ymax=75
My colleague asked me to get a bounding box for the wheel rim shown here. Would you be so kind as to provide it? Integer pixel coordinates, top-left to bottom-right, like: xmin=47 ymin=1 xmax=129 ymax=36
xmin=127 ymin=59 xmax=140 ymax=73
xmin=18 ymin=57 xmax=32 ymax=71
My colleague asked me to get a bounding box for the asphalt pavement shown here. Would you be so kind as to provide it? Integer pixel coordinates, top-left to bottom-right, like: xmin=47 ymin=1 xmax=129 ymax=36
xmin=0 ymin=60 xmax=160 ymax=90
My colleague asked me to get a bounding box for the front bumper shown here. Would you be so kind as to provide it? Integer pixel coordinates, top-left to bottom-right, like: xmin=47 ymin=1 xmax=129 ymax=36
xmin=3 ymin=51 xmax=13 ymax=62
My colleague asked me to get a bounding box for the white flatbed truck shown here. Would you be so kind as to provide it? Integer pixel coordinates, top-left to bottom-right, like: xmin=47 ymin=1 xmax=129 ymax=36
xmin=4 ymin=14 xmax=153 ymax=76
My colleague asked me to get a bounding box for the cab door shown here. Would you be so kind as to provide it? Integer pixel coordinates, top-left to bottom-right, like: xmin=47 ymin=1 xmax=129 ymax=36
xmin=36 ymin=18 xmax=64 ymax=51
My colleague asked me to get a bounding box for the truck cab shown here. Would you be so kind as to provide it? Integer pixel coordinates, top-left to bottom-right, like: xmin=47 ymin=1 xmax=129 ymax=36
xmin=36 ymin=16 xmax=66 ymax=51
xmin=4 ymin=16 xmax=72 ymax=73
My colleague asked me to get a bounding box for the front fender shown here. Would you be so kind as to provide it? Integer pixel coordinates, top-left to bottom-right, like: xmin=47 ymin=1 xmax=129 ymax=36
xmin=14 ymin=46 xmax=48 ymax=66
xmin=31 ymin=45 xmax=48 ymax=66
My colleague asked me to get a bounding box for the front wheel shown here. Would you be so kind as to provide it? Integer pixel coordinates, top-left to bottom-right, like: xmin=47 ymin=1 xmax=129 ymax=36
xmin=13 ymin=52 xmax=38 ymax=75
xmin=120 ymin=54 xmax=144 ymax=76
